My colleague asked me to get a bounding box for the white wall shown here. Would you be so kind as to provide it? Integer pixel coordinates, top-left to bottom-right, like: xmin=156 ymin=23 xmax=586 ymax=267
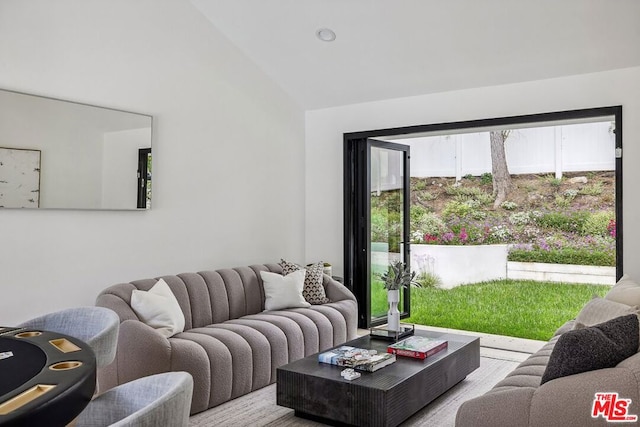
xmin=306 ymin=67 xmax=640 ymax=279
xmin=0 ymin=0 xmax=305 ymax=324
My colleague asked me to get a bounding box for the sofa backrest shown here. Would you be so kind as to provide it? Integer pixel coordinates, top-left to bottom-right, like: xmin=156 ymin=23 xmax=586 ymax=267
xmin=96 ymin=263 xmax=283 ymax=330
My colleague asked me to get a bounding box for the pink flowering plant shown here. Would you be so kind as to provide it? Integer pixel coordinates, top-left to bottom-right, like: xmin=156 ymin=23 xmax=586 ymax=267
xmin=411 ymin=206 xmax=615 ymax=267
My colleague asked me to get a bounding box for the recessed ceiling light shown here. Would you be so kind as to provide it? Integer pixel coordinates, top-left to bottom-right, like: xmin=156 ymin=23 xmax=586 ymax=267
xmin=316 ymin=28 xmax=336 ymax=42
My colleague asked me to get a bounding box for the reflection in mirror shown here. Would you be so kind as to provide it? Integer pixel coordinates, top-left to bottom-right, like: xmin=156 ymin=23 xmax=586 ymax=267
xmin=0 ymin=89 xmax=152 ymax=210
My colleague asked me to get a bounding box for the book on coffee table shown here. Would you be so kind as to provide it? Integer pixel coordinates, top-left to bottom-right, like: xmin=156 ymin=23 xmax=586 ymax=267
xmin=354 ymin=353 xmax=396 ymax=372
xmin=318 ymin=346 xmax=396 ymax=372
xmin=387 ymin=336 xmax=448 ymax=359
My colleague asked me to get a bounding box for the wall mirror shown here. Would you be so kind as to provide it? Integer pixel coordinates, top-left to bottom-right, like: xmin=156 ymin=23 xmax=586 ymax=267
xmin=0 ymin=89 xmax=152 ymax=210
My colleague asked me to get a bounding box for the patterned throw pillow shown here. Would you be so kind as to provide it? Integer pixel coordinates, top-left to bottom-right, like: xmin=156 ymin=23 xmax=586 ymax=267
xmin=280 ymin=259 xmax=330 ymax=305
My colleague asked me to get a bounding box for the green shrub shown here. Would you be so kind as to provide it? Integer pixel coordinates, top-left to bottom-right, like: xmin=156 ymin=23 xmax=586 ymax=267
xmin=442 ymin=200 xmax=472 ymax=219
xmin=563 ymin=189 xmax=578 ymax=200
xmin=555 ymin=195 xmax=570 ymax=208
xmin=413 ymin=211 xmax=446 ymax=236
xmin=487 ymin=225 xmax=512 ymax=242
xmin=412 ymin=180 xmax=427 ymax=192
xmin=509 ymin=211 xmax=531 ymax=226
xmin=580 ymin=182 xmax=603 ymax=196
xmin=544 ymin=175 xmax=562 ymax=187
xmin=446 ymin=185 xmax=493 ymax=206
xmin=480 ymin=173 xmax=492 ymax=185
xmin=474 ymin=192 xmax=494 ymax=205
xmin=501 ymin=201 xmax=518 ymax=210
xmin=471 ymin=210 xmax=487 ymax=220
xmin=411 ymin=205 xmax=428 ymax=223
xmin=508 ymin=247 xmax=614 ymax=266
xmin=371 ymin=206 xmax=389 ymax=243
xmin=420 ymin=191 xmax=437 ymax=201
xmin=415 ymin=272 xmax=440 ymax=288
xmin=581 ymin=211 xmax=614 ymax=237
xmin=458 ymin=198 xmax=481 ymax=208
xmin=535 ymin=211 xmax=590 ymax=233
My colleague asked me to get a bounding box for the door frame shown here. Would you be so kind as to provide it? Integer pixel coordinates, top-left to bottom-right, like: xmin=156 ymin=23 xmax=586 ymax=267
xmin=344 ymin=106 xmax=623 ymax=329
xmin=350 ymin=139 xmax=412 ymax=329
xmin=137 ymin=148 xmax=151 ymax=209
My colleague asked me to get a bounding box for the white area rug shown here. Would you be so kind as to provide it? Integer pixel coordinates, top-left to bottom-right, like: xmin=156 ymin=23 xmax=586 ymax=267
xmin=189 ymin=351 xmax=521 ymax=427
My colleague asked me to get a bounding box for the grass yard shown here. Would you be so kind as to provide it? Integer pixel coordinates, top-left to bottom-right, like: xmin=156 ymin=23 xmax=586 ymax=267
xmin=374 ymin=279 xmax=610 ymax=341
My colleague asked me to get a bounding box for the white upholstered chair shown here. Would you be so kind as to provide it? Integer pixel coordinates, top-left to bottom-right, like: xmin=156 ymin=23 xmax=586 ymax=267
xmin=74 ymin=372 xmax=194 ymax=427
xmin=18 ymin=306 xmax=120 ymax=367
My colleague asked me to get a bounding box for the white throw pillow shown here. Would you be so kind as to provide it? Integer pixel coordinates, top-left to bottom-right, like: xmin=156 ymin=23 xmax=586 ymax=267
xmin=131 ymin=278 xmax=185 ymax=338
xmin=260 ymin=270 xmax=311 ymax=311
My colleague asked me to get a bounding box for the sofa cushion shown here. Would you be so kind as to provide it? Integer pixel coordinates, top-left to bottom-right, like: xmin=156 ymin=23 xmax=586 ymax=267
xmin=540 ymin=314 xmax=639 ymax=385
xmin=280 ymin=259 xmax=330 ymax=304
xmin=574 ymin=296 xmax=637 ymax=327
xmin=260 ymin=270 xmax=311 ymax=311
xmin=131 ymin=278 xmax=185 ymax=338
xmin=606 ymin=274 xmax=640 ymax=307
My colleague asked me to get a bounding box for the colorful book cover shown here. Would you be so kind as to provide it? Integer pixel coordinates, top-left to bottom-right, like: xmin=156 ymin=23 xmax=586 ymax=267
xmin=387 ymin=336 xmax=448 ymax=359
xmin=318 ymin=346 xmax=396 ymax=371
xmin=318 ymin=346 xmax=363 ymax=367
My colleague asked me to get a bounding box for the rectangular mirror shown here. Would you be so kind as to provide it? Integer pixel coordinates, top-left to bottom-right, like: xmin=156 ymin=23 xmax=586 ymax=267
xmin=0 ymin=89 xmax=152 ymax=210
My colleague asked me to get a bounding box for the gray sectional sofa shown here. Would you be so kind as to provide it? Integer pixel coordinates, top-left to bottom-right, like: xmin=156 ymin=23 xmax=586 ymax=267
xmin=456 ymin=275 xmax=640 ymax=427
xmin=95 ymin=263 xmax=358 ymax=414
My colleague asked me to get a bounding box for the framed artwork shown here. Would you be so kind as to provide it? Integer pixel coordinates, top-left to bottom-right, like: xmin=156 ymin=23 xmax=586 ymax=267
xmin=0 ymin=147 xmax=41 ymax=208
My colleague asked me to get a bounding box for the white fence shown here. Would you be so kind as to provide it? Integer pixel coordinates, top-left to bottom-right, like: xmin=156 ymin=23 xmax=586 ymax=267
xmin=402 ymin=121 xmax=615 ymax=180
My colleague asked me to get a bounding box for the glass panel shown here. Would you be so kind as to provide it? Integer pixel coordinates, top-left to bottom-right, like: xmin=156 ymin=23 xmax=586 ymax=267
xmin=370 ymin=146 xmax=405 ymax=323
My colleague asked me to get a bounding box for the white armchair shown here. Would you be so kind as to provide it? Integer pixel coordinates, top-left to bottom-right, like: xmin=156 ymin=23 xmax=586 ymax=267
xmin=18 ymin=306 xmax=120 ymax=367
xmin=75 ymin=372 xmax=194 ymax=427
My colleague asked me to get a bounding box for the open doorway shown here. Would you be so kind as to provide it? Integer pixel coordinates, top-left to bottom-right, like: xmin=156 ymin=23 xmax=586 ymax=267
xmin=344 ymin=106 xmax=622 ymax=333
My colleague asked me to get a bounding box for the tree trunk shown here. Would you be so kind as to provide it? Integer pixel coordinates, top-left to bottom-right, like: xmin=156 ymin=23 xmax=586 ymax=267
xmin=490 ymin=130 xmax=512 ymax=208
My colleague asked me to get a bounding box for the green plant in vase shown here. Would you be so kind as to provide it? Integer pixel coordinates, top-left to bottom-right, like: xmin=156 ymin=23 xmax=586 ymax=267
xmin=380 ymin=261 xmax=420 ymax=331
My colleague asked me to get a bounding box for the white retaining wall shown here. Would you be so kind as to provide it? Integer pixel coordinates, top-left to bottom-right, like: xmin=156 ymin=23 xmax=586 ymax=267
xmin=410 ymin=244 xmax=616 ymax=288
xmin=507 ymin=261 xmax=616 ymax=285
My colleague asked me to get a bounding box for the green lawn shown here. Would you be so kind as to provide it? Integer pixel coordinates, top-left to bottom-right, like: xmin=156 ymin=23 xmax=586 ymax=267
xmin=373 ymin=279 xmax=610 ymax=341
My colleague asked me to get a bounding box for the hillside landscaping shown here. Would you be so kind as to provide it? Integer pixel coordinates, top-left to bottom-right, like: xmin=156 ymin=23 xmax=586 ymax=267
xmin=372 ymin=171 xmax=616 ymax=267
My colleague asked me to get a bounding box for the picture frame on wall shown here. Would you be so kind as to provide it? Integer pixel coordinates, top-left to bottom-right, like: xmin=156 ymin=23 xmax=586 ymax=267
xmin=0 ymin=147 xmax=41 ymax=208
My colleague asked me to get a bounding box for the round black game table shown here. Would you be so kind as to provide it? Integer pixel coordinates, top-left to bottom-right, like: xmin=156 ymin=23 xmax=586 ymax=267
xmin=0 ymin=327 xmax=96 ymax=426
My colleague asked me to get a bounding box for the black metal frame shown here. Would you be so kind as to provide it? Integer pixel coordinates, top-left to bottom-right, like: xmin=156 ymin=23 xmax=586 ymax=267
xmin=137 ymin=148 xmax=151 ymax=209
xmin=344 ymin=106 xmax=623 ymax=329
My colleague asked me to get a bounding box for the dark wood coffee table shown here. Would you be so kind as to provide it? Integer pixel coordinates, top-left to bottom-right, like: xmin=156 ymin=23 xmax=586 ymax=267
xmin=277 ymin=330 xmax=480 ymax=427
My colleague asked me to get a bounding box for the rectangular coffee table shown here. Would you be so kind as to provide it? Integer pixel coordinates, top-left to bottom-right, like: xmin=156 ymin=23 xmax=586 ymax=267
xmin=277 ymin=330 xmax=480 ymax=427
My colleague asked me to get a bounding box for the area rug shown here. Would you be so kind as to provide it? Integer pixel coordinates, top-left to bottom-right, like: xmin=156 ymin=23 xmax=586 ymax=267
xmin=189 ymin=354 xmax=520 ymax=427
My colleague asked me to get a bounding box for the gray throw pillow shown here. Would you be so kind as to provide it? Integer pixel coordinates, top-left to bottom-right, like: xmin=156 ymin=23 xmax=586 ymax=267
xmin=606 ymin=274 xmax=640 ymax=307
xmin=574 ymin=296 xmax=637 ymax=328
xmin=541 ymin=314 xmax=639 ymax=385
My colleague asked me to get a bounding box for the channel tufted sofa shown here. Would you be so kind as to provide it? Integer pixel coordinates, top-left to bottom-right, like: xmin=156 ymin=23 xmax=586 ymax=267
xmin=95 ymin=263 xmax=358 ymax=414
xmin=456 ymin=275 xmax=640 ymax=427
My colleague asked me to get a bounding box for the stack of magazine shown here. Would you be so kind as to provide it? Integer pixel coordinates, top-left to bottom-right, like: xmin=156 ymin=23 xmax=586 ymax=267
xmin=387 ymin=336 xmax=448 ymax=359
xmin=318 ymin=346 xmax=396 ymax=372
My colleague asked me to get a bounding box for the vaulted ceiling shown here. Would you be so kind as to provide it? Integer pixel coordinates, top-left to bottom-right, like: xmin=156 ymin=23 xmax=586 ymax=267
xmin=192 ymin=0 xmax=640 ymax=110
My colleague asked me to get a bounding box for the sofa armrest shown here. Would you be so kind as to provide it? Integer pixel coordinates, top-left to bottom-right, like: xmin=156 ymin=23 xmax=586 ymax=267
xmin=323 ymin=275 xmax=357 ymax=303
xmin=97 ymin=319 xmax=171 ymax=393
xmin=456 ymin=387 xmax=535 ymax=427
xmin=529 ymin=366 xmax=640 ymax=426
